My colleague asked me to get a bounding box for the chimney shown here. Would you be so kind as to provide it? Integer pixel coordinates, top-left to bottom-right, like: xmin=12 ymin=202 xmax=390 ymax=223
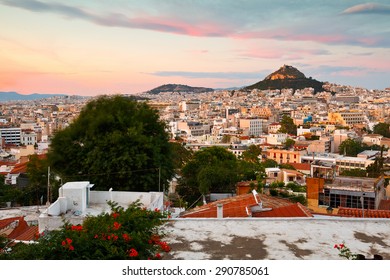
xmin=217 ymin=204 xmax=223 ymax=219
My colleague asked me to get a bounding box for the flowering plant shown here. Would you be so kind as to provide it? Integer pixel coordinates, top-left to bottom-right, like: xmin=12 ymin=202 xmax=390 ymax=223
xmin=0 ymin=201 xmax=171 ymax=260
xmin=334 ymin=242 xmax=357 ymax=260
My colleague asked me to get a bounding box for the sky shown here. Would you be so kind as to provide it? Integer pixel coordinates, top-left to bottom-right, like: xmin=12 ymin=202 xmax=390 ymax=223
xmin=0 ymin=0 xmax=389 ymax=96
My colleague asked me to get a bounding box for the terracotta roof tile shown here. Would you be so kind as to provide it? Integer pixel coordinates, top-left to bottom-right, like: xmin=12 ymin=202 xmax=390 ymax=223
xmin=0 ymin=217 xmax=38 ymax=241
xmin=253 ymin=203 xmax=313 ymax=218
xmin=181 ymin=193 xmax=313 ymax=218
xmin=289 ymin=163 xmax=311 ymax=171
xmin=10 ymin=162 xmax=27 ymax=174
xmin=338 ymin=207 xmax=390 ymax=218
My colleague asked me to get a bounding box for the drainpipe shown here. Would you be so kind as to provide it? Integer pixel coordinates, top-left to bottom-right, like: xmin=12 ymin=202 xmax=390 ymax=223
xmin=217 ymin=204 xmax=223 ymax=219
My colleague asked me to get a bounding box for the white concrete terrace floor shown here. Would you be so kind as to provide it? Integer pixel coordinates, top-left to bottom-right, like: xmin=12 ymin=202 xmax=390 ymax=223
xmin=162 ymin=217 xmax=390 ymax=260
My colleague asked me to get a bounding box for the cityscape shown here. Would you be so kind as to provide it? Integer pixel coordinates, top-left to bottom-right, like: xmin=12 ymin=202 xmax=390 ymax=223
xmin=0 ymin=0 xmax=389 ymax=267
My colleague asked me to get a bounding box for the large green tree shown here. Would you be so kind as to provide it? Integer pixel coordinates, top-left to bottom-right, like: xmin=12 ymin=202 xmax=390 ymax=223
xmin=177 ymin=146 xmax=238 ymax=205
xmin=373 ymin=122 xmax=390 ymax=138
xmin=278 ymin=115 xmax=297 ymax=135
xmin=48 ymin=95 xmax=174 ymax=191
xmin=240 ymin=144 xmax=262 ymax=163
xmin=338 ymin=139 xmax=368 ymax=156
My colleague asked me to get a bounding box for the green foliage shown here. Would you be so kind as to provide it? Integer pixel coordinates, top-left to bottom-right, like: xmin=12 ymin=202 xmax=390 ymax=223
xmin=373 ymin=122 xmax=390 ymax=138
xmin=338 ymin=139 xmax=368 ymax=156
xmin=170 ymin=142 xmax=193 ymax=172
xmin=48 ymin=95 xmax=174 ymax=191
xmin=0 ymin=201 xmax=170 ymax=260
xmin=286 ymin=182 xmax=306 ymax=192
xmin=279 ymin=163 xmax=296 ymax=170
xmin=177 ymin=147 xmax=239 ymax=205
xmin=262 ymin=159 xmax=278 ymax=168
xmin=340 ymin=169 xmax=367 ymax=177
xmin=240 ymin=144 xmax=262 ymax=163
xmin=284 ymin=138 xmax=295 ymax=149
xmin=278 ymin=115 xmax=297 ymax=136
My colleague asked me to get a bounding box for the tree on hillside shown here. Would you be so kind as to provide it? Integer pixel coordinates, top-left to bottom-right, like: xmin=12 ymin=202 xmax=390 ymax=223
xmin=47 ymin=95 xmax=175 ymax=191
xmin=278 ymin=115 xmax=297 ymax=135
xmin=373 ymin=122 xmax=390 ymax=138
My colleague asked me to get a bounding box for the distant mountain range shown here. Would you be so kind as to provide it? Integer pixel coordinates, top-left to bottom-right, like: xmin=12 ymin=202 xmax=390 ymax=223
xmin=244 ymin=65 xmax=324 ymax=93
xmin=146 ymin=84 xmax=214 ymax=94
xmin=0 ymin=91 xmax=67 ymax=102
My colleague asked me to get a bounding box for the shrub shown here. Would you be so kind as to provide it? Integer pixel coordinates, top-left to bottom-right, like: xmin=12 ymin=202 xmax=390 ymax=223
xmin=0 ymin=201 xmax=171 ymax=260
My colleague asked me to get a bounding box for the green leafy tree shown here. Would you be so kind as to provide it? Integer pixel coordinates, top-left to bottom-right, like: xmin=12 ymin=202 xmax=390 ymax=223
xmin=240 ymin=144 xmax=262 ymax=163
xmin=177 ymin=147 xmax=238 ymax=205
xmin=262 ymin=159 xmax=278 ymax=168
xmin=373 ymin=122 xmax=390 ymax=138
xmin=170 ymin=142 xmax=193 ymax=172
xmin=0 ymin=201 xmax=170 ymax=260
xmin=338 ymin=139 xmax=368 ymax=156
xmin=284 ymin=138 xmax=295 ymax=149
xmin=340 ymin=169 xmax=367 ymax=177
xmin=278 ymin=115 xmax=297 ymax=135
xmin=47 ymin=96 xmax=174 ymax=191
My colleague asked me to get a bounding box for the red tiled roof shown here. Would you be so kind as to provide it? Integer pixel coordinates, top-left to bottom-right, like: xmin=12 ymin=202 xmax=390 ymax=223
xmin=0 ymin=216 xmax=20 ymax=230
xmin=289 ymin=163 xmax=311 ymax=171
xmin=338 ymin=207 xmax=390 ymax=218
xmin=0 ymin=217 xmax=38 ymax=241
xmin=181 ymin=193 xmax=313 ymax=218
xmin=253 ymin=203 xmax=313 ymax=218
xmin=10 ymin=162 xmax=27 ymax=174
xmin=181 ymin=193 xmax=258 ymax=218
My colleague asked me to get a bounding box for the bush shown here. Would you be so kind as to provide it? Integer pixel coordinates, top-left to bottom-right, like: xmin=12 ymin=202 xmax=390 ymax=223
xmin=0 ymin=201 xmax=171 ymax=260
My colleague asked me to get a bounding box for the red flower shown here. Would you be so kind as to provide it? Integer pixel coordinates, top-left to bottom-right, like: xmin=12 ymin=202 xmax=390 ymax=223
xmin=113 ymin=222 xmax=121 ymax=230
xmin=129 ymin=248 xmax=138 ymax=257
xmin=339 ymin=244 xmax=345 ymax=249
xmin=111 ymin=212 xmax=120 ymax=219
xmin=69 ymin=245 xmax=74 ymax=251
xmin=154 ymin=208 xmax=160 ymax=212
xmin=61 ymin=241 xmax=66 ymax=246
xmin=122 ymin=233 xmax=131 ymax=242
xmin=71 ymin=225 xmax=83 ymax=231
xmin=155 ymin=253 xmax=161 ymax=259
xmin=66 ymin=238 xmax=72 ymax=244
xmin=94 ymin=234 xmax=99 ymax=239
xmin=334 ymin=244 xmax=339 ymax=249
xmin=159 ymin=241 xmax=171 ymax=252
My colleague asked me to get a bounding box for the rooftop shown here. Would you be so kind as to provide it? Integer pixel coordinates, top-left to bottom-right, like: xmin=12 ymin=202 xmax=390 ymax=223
xmin=162 ymin=217 xmax=390 ymax=260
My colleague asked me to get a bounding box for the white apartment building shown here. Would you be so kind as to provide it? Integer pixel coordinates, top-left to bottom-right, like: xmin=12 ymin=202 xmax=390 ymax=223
xmin=20 ymin=130 xmax=38 ymax=146
xmin=328 ymin=110 xmax=366 ymax=127
xmin=266 ymin=133 xmax=288 ymax=145
xmin=239 ymin=118 xmax=268 ymax=137
xmin=0 ymin=127 xmax=21 ymax=145
xmin=177 ymin=121 xmax=211 ymax=137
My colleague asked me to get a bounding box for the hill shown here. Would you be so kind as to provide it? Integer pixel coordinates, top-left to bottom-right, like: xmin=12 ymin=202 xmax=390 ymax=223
xmin=245 ymin=65 xmax=324 ymax=93
xmin=0 ymin=92 xmax=67 ymax=102
xmin=147 ymin=84 xmax=214 ymax=94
